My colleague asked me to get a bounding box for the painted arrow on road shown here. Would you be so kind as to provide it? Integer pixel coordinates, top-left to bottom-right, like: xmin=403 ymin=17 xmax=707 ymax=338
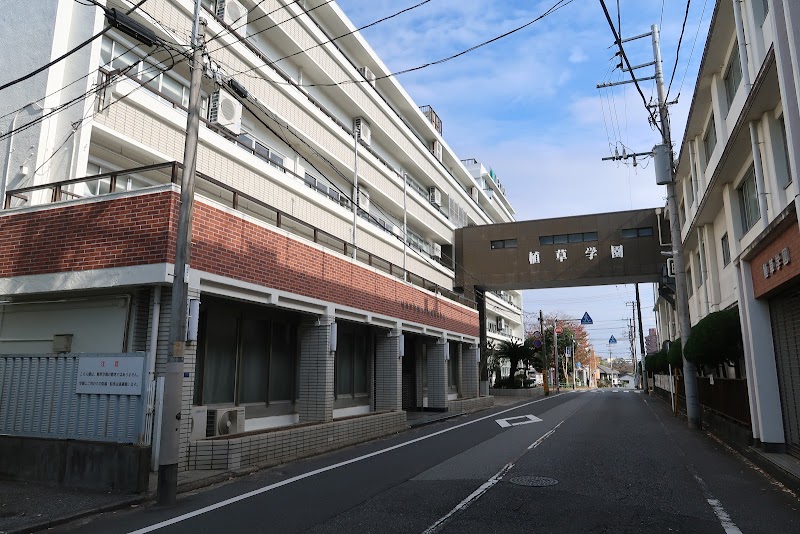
xmin=495 ymin=414 xmax=543 ymax=428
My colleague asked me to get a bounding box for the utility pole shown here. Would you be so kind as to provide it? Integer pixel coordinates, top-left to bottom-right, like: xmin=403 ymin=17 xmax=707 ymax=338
xmin=158 ymin=0 xmax=204 ymax=506
xmin=651 ymin=24 xmax=701 ymax=428
xmin=540 ymin=310 xmax=549 ymax=396
xmin=352 ymin=123 xmax=360 ymax=259
xmin=553 ymin=319 xmax=559 ymax=393
xmin=636 ymin=283 xmax=649 ymax=393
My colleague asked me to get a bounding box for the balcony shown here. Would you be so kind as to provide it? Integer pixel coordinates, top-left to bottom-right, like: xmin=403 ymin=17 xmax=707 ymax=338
xmin=3 ymin=162 xmax=475 ymax=310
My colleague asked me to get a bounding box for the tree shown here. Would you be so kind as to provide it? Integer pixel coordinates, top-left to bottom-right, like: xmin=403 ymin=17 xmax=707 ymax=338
xmin=683 ymin=308 xmax=743 ymax=375
xmin=495 ymin=340 xmax=531 ymax=387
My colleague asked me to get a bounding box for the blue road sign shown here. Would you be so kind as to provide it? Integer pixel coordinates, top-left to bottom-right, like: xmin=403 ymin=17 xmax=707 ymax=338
xmin=576 ymin=362 xmax=582 ymax=368
xmin=533 ymin=339 xmax=542 ymax=349
xmin=609 ymin=335 xmax=617 ymax=344
xmin=581 ymin=312 xmax=593 ymax=325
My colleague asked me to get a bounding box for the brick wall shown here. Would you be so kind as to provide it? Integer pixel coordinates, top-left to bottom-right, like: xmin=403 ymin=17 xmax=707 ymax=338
xmin=750 ymin=218 xmax=800 ymax=298
xmin=0 ymin=190 xmax=478 ymax=336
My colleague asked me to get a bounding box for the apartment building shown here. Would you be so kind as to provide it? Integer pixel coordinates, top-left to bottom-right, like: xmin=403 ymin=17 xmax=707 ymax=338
xmin=655 ymin=0 xmax=800 ymax=457
xmin=0 ymin=0 xmax=522 ymax=487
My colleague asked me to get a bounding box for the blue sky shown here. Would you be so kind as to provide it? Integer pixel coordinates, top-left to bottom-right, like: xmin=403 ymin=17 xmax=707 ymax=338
xmin=334 ymin=0 xmax=712 ymax=358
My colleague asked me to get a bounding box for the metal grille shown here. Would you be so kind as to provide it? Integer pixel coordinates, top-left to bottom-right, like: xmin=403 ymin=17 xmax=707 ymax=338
xmin=769 ymin=294 xmax=800 ymax=458
xmin=0 ymin=353 xmax=146 ymax=444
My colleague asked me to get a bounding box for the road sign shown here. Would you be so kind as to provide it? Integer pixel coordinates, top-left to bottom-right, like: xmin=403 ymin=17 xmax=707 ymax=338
xmin=581 ymin=312 xmax=593 ymax=325
xmin=609 ymin=335 xmax=617 ymax=344
xmin=533 ymin=339 xmax=542 ymax=349
xmin=555 ymin=326 xmax=563 ymax=335
xmin=495 ymin=415 xmax=543 ymax=428
xmin=533 ymin=331 xmax=541 ymax=339
xmin=576 ymin=362 xmax=582 ymax=368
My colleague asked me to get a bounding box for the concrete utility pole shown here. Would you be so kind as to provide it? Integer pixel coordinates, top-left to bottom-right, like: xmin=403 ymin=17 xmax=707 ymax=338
xmin=540 ymin=310 xmax=549 ymax=396
xmin=553 ymin=319 xmax=559 ymax=393
xmin=158 ymin=0 xmax=204 ymax=506
xmin=651 ymin=24 xmax=701 ymax=428
xmin=636 ymin=283 xmax=649 ymax=392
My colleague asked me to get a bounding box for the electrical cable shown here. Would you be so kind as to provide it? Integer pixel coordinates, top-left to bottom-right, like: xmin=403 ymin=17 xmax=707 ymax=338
xmin=232 ymin=0 xmax=575 ymax=87
xmin=205 ymin=0 xmax=301 ymax=45
xmin=597 ymin=0 xmax=661 ymax=135
xmin=666 ymin=0 xmax=692 ymax=99
xmin=0 ymin=0 xmax=149 ymax=94
xmin=674 ymin=0 xmax=709 ymax=101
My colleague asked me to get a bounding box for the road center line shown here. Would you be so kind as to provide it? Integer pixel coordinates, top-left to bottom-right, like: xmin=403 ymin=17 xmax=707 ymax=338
xmin=128 ymin=393 xmax=567 ymax=534
xmin=422 ymin=417 xmax=567 ymax=534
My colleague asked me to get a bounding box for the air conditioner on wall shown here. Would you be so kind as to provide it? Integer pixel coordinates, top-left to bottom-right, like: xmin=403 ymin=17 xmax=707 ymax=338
xmin=432 ymin=140 xmax=443 ymax=162
xmin=209 ymin=90 xmax=242 ymax=135
xmin=190 ymin=406 xmax=210 ymax=440
xmin=217 ymin=0 xmax=247 ymax=34
xmin=213 ymin=407 xmax=245 ymax=436
xmin=431 ymin=243 xmax=442 ymax=259
xmin=428 ymin=186 xmax=442 ymax=207
xmin=353 ymin=117 xmax=372 ymax=145
xmin=358 ymin=66 xmax=376 ymax=88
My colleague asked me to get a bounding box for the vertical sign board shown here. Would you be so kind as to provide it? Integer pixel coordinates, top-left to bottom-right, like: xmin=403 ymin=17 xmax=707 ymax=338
xmin=76 ymin=355 xmax=145 ymax=396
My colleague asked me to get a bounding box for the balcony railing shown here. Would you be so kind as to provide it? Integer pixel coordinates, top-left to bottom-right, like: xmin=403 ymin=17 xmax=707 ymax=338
xmin=3 ymin=162 xmax=475 ymax=309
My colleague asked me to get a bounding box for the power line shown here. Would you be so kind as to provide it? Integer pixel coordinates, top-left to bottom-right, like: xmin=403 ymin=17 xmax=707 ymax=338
xmin=205 ymin=0 xmax=303 ymax=45
xmin=674 ymin=0 xmax=709 ymax=100
xmin=226 ymin=0 xmax=431 ymax=78
xmin=666 ymin=0 xmax=692 ymax=100
xmin=235 ymin=0 xmax=576 ymax=87
xmin=0 ymin=0 xmax=149 ymax=93
xmin=597 ymin=0 xmax=661 ymax=135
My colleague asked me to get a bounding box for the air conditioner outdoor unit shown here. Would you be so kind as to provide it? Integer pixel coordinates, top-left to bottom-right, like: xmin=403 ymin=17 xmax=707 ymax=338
xmin=209 ymin=89 xmax=242 ymax=135
xmin=358 ymin=66 xmax=376 ymax=88
xmin=470 ymin=186 xmax=480 ymax=203
xmin=190 ymin=406 xmax=210 ymax=441
xmin=431 ymin=242 xmax=442 ymax=259
xmin=432 ymin=139 xmax=443 ymax=162
xmin=428 ymin=186 xmax=442 ymax=207
xmin=358 ymin=187 xmax=370 ymax=212
xmin=213 ymin=407 xmax=245 ymax=436
xmin=217 ymin=0 xmax=247 ymax=34
xmin=353 ymin=117 xmax=372 ymax=145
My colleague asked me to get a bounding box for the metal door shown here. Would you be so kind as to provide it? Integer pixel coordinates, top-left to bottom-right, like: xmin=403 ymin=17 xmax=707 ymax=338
xmin=769 ymin=292 xmax=800 ymax=458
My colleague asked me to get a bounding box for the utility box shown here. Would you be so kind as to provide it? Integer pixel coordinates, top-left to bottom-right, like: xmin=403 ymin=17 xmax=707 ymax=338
xmin=654 ymin=144 xmax=673 ymax=185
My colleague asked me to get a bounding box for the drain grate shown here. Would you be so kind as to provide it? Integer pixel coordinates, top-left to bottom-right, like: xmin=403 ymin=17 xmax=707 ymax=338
xmin=508 ymin=476 xmax=559 ymax=487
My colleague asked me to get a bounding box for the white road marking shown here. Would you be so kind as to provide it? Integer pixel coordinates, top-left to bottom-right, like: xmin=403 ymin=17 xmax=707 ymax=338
xmin=423 ymin=418 xmax=566 ymax=534
xmin=495 ymin=414 xmax=543 ymax=428
xmin=128 ymin=393 xmax=566 ymax=533
xmin=690 ymin=471 xmax=743 ymax=534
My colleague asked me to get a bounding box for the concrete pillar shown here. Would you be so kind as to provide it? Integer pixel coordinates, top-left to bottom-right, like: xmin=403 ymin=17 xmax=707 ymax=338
xmin=415 ymin=339 xmax=425 ymax=408
xmin=298 ymin=316 xmax=334 ymax=423
xmin=426 ymin=339 xmax=448 ymax=411
xmin=737 ymin=261 xmax=785 ymax=449
xmin=461 ymin=344 xmax=479 ymax=398
xmin=374 ymin=330 xmax=402 ymax=411
xmin=178 ymin=285 xmax=199 ymax=471
xmin=702 ymin=224 xmax=722 ymax=311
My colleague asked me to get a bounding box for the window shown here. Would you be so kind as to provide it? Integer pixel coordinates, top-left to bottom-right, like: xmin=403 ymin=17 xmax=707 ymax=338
xmin=703 ymin=114 xmax=717 ymax=167
xmin=235 ymin=131 xmax=286 ymax=172
xmin=448 ymin=343 xmax=459 ymax=393
xmin=756 ymin=0 xmax=770 ymax=26
xmin=721 ymin=233 xmax=731 ymax=266
xmin=686 ymin=269 xmax=694 ymax=298
xmin=724 ymin=43 xmax=742 ymax=109
xmin=695 ymin=252 xmax=703 ymax=287
xmin=621 ymin=228 xmax=638 ymax=239
xmin=335 ymin=323 xmax=369 ymax=399
xmin=738 ymin=165 xmax=760 ymax=233
xmin=538 ymin=232 xmax=597 ymax=246
xmin=679 ymin=201 xmax=686 ymax=227
xmin=491 ymin=239 xmax=517 ymax=249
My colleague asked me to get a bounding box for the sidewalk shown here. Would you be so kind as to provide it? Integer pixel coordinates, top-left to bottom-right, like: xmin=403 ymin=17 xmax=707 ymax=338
xmin=1 ymin=397 xmax=529 ymax=534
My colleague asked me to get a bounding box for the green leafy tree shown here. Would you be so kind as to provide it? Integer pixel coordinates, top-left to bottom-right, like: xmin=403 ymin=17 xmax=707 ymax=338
xmin=668 ymin=339 xmax=683 ymax=371
xmin=495 ymin=340 xmax=531 ymax=387
xmin=683 ymin=308 xmax=744 ymax=374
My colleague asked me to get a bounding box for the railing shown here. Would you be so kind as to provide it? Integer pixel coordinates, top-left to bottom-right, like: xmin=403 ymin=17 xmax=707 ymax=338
xmin=486 ymin=323 xmax=522 ymax=344
xmin=3 ymin=163 xmax=475 ymax=309
xmin=0 ymin=353 xmax=147 ymax=444
xmin=652 ymin=374 xmax=751 ymax=426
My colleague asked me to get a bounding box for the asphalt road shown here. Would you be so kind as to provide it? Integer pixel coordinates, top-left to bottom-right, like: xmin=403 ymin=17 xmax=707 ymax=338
xmin=56 ymin=390 xmax=800 ymax=533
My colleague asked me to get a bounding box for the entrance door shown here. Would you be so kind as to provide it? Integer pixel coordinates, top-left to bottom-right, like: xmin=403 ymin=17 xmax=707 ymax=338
xmin=401 ymin=336 xmax=417 ymax=410
xmin=769 ymin=292 xmax=800 ymax=458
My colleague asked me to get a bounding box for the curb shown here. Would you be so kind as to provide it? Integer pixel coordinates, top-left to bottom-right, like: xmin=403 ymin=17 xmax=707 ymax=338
xmin=7 ymin=495 xmax=146 ymax=534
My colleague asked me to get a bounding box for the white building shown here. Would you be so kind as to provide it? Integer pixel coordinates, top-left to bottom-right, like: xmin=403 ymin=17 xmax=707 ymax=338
xmin=655 ymin=0 xmax=800 ymax=458
xmin=0 ymin=0 xmax=522 ymax=489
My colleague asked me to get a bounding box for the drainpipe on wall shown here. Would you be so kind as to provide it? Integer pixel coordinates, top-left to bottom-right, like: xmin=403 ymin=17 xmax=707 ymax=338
xmin=147 ymin=286 xmax=162 ymax=382
xmin=697 ymin=227 xmax=711 ymax=316
xmin=749 ymin=121 xmax=770 ymax=224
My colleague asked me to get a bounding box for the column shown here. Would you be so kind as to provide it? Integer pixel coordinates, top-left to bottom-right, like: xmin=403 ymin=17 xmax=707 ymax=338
xmin=737 ymin=261 xmax=785 ymax=449
xmin=374 ymin=329 xmax=402 ymax=411
xmin=461 ymin=344 xmax=479 ymax=398
xmin=298 ymin=316 xmax=334 ymax=423
xmin=178 ymin=286 xmax=199 ymax=471
xmin=426 ymin=339 xmax=448 ymax=411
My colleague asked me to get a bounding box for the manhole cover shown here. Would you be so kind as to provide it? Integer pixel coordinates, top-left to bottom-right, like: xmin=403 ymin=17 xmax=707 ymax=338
xmin=508 ymin=476 xmax=559 ymax=487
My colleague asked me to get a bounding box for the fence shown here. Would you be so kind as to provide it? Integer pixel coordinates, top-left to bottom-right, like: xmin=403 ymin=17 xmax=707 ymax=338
xmin=652 ymin=374 xmax=751 ymax=426
xmin=0 ymin=353 xmax=148 ymax=444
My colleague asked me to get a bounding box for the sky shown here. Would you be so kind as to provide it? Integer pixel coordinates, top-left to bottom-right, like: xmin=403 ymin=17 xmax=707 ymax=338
xmin=334 ymin=0 xmax=712 ymax=360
